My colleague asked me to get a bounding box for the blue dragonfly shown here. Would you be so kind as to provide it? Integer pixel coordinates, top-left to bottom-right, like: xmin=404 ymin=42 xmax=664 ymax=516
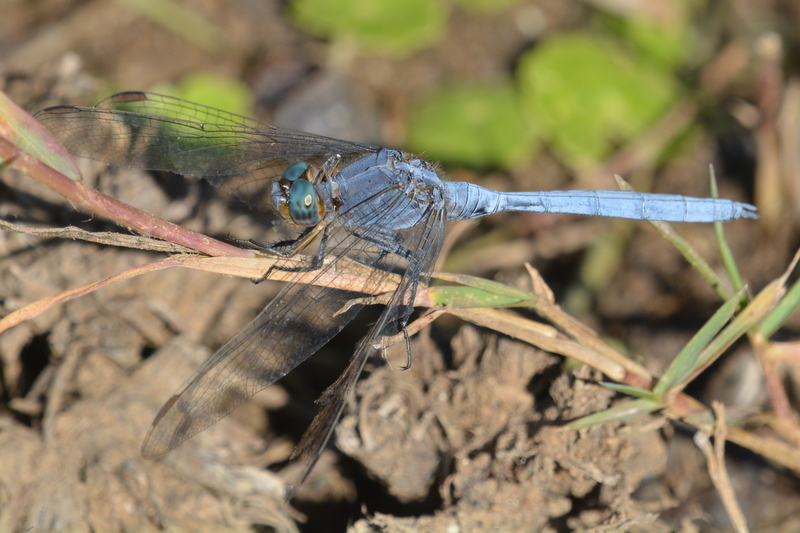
xmin=36 ymin=91 xmax=757 ymax=496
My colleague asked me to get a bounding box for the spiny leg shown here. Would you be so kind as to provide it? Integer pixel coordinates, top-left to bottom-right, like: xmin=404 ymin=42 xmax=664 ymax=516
xmin=398 ymin=327 xmax=412 ymax=370
xmin=346 ymin=225 xmax=416 ymax=267
xmin=237 ymin=225 xmax=331 ymax=284
xmin=311 ymin=154 xmax=342 ymax=185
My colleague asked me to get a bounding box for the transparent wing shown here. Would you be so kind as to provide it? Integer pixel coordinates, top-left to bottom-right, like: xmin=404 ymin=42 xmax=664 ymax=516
xmin=35 ymin=91 xmax=381 ymax=211
xmin=37 ymin=92 xmax=449 ymax=492
xmin=142 ymin=180 xmax=445 ymax=462
xmin=141 ymin=220 xmax=394 ymax=458
xmin=287 ymin=195 xmax=447 ymax=496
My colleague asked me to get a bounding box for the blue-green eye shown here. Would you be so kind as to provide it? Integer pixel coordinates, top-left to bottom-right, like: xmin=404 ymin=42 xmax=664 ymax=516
xmin=288 ymin=178 xmax=321 ymax=226
xmin=282 ymin=161 xmax=310 ymax=182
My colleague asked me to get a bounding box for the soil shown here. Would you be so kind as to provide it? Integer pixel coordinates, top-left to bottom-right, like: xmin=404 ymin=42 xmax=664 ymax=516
xmin=2 ymin=1 xmax=800 ymax=532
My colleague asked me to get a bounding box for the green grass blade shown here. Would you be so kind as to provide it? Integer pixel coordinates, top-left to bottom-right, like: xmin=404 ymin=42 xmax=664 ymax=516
xmin=569 ymin=398 xmax=661 ymax=429
xmin=654 ymin=286 xmax=747 ymax=396
xmin=600 ymin=382 xmax=661 ymax=402
xmin=758 ymin=269 xmax=800 ymax=338
xmin=669 ymin=279 xmax=785 ymax=396
xmin=710 ymin=166 xmax=747 ymax=293
xmin=614 ymin=175 xmax=731 ymax=301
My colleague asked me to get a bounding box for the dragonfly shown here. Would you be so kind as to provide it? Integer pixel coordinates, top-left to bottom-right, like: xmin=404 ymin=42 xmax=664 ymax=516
xmin=35 ymin=91 xmax=758 ymax=497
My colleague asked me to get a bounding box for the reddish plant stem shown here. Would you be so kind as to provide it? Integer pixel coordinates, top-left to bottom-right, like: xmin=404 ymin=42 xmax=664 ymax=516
xmin=0 ymin=137 xmax=250 ymax=258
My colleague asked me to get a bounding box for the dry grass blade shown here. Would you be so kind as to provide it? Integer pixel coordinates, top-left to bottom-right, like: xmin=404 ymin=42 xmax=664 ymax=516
xmin=695 ymin=402 xmax=749 ymax=533
xmin=448 ymin=307 xmax=630 ymax=381
xmin=523 ymin=263 xmax=652 ymax=385
xmin=0 ymin=219 xmax=196 ymax=253
xmin=0 ymin=258 xmax=181 ymax=334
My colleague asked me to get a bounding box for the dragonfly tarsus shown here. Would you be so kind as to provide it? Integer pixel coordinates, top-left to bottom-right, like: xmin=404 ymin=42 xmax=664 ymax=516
xmin=399 ymin=327 xmax=413 ymax=371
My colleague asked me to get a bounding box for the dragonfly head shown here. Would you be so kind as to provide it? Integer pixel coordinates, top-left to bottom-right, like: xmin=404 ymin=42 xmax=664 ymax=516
xmin=271 ymin=161 xmax=326 ymax=227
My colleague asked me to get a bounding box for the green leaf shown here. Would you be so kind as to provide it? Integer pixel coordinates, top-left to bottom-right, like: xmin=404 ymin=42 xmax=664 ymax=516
xmin=429 ymin=272 xmax=534 ymax=308
xmin=151 ymin=73 xmax=253 ymax=118
xmin=597 ymin=3 xmax=693 ymax=69
xmin=668 ymin=281 xmax=783 ymax=396
xmin=517 ymin=33 xmax=679 ymax=168
xmin=0 ymin=91 xmax=81 ymax=181
xmin=407 ymin=82 xmax=537 ymax=168
xmin=429 ymin=286 xmax=530 ymax=308
xmin=455 ymin=0 xmax=525 ymax=12
xmin=290 ymin=0 xmax=447 ymax=57
xmin=619 ymin=16 xmax=690 ymax=69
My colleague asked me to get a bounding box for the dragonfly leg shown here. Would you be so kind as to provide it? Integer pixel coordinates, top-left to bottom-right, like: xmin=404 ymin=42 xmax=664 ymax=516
xmin=342 ymin=225 xmax=427 ymax=363
xmin=226 ymin=235 xmax=287 ymax=253
xmin=398 ymin=270 xmax=423 ymax=356
xmin=312 ymin=154 xmax=342 ymax=185
xmin=228 ymin=225 xmax=316 ymax=257
xmin=223 ymin=221 xmax=330 ymax=284
xmin=377 ymin=258 xmax=423 ymax=369
xmin=399 ymin=327 xmax=412 ymax=370
xmin=345 ymin=225 xmax=415 ymax=267
xmin=250 ymin=226 xmax=331 ymax=283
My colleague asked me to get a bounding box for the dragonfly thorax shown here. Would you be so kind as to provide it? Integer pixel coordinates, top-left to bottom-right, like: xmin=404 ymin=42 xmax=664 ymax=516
xmin=330 ymin=149 xmax=447 ymax=231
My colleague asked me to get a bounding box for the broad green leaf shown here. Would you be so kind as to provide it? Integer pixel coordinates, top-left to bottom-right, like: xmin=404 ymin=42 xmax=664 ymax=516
xmin=407 ymin=82 xmax=537 ymax=169
xmin=597 ymin=2 xmax=693 ymax=69
xmin=290 ymin=0 xmax=447 ymax=57
xmin=518 ymin=33 xmax=679 ymax=168
xmin=618 ymin=15 xmax=690 ymax=69
xmin=152 ymin=73 xmax=254 ymax=118
xmin=0 ymin=91 xmax=81 ymax=181
xmin=455 ymin=0 xmax=525 ymax=12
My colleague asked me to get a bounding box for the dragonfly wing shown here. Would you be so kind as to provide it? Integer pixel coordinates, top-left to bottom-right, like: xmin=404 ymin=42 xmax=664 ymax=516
xmin=286 ymin=193 xmax=447 ymax=495
xmin=142 ymin=278 xmax=358 ymax=458
xmin=94 ymin=91 xmax=281 ymax=130
xmin=141 ymin=223 xmax=400 ymax=458
xmin=35 ymin=91 xmax=381 ymax=211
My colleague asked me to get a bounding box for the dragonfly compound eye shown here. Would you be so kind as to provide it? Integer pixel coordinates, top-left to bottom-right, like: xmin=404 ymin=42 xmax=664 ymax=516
xmin=288 ymin=179 xmax=323 ymax=226
xmin=282 ymin=161 xmax=310 ymax=182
